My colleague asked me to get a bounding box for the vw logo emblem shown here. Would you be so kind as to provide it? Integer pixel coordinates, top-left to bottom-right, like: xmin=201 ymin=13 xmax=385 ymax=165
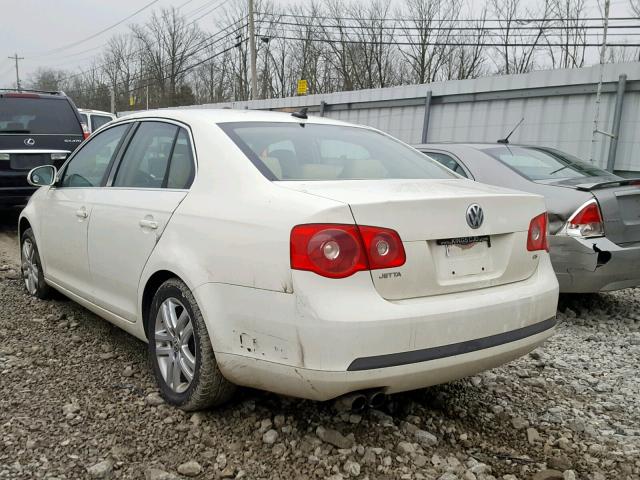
xmin=24 ymin=138 xmax=35 ymax=146
xmin=466 ymin=204 xmax=484 ymax=229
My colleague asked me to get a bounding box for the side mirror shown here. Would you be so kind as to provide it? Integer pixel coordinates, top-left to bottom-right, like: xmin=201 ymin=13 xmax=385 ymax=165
xmin=27 ymin=165 xmax=57 ymax=187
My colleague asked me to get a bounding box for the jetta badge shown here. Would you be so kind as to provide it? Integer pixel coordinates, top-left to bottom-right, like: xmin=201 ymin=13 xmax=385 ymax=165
xmin=24 ymin=138 xmax=35 ymax=146
xmin=466 ymin=204 xmax=484 ymax=229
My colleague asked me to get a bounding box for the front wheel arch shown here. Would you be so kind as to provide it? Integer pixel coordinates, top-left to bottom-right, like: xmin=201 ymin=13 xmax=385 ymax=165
xmin=19 ymin=217 xmax=32 ymax=242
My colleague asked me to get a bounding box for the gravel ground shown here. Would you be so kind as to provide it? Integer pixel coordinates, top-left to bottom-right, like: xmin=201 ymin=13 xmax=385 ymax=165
xmin=0 ymin=212 xmax=639 ymax=480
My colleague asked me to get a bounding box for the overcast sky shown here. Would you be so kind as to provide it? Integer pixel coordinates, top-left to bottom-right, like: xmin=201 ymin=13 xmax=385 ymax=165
xmin=0 ymin=0 xmax=632 ymax=89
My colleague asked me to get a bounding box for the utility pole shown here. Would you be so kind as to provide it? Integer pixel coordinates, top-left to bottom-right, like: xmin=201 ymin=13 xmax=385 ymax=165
xmin=248 ymin=0 xmax=258 ymax=100
xmin=110 ymin=88 xmax=116 ymax=114
xmin=590 ymin=0 xmax=611 ymax=163
xmin=8 ymin=53 xmax=24 ymax=90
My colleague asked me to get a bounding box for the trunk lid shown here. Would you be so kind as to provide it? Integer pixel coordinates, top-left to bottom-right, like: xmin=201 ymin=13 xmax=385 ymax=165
xmin=538 ymin=177 xmax=640 ymax=245
xmin=279 ymin=179 xmax=546 ymax=299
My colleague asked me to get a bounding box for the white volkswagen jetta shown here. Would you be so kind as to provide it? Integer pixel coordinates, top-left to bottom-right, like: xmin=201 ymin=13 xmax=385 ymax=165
xmin=20 ymin=109 xmax=559 ymax=410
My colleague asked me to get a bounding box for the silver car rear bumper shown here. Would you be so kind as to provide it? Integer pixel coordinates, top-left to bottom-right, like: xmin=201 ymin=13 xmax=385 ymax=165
xmin=551 ymin=235 xmax=640 ymax=292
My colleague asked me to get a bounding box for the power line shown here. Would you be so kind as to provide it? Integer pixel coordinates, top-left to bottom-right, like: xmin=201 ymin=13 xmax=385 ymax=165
xmin=71 ymin=39 xmax=246 ymax=97
xmin=56 ymin=17 xmax=246 ymax=84
xmin=264 ymin=33 xmax=640 ymax=48
xmin=259 ymin=11 xmax=640 ymax=24
xmin=257 ymin=18 xmax=640 ymax=32
xmin=27 ymin=0 xmax=161 ymax=58
xmin=66 ymin=20 xmax=246 ymax=94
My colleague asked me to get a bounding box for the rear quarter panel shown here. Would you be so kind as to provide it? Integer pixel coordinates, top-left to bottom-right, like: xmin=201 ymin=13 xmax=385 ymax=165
xmin=138 ymin=120 xmax=354 ymax=309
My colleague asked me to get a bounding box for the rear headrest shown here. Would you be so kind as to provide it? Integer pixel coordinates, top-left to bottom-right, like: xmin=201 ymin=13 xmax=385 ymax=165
xmin=300 ymin=164 xmax=343 ymax=180
xmin=341 ymin=158 xmax=388 ymax=179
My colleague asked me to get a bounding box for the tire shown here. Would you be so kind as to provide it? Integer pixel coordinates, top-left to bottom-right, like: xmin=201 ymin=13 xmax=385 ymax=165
xmin=20 ymin=228 xmax=50 ymax=300
xmin=148 ymin=278 xmax=235 ymax=410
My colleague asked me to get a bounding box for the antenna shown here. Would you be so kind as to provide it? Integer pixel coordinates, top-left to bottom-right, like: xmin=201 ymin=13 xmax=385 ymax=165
xmin=291 ymin=107 xmax=308 ymax=120
xmin=497 ymin=117 xmax=524 ymax=144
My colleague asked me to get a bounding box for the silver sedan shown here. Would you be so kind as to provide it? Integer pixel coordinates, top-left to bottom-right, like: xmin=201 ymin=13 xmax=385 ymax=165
xmin=415 ymin=143 xmax=640 ymax=293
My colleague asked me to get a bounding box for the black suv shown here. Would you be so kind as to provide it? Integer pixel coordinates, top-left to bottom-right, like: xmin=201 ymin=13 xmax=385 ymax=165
xmin=0 ymin=89 xmax=86 ymax=206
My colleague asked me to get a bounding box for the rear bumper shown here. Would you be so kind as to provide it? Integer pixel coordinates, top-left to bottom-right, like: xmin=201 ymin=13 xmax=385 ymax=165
xmin=216 ymin=323 xmax=554 ymax=400
xmin=551 ymin=235 xmax=640 ymax=292
xmin=195 ymin=255 xmax=559 ymax=400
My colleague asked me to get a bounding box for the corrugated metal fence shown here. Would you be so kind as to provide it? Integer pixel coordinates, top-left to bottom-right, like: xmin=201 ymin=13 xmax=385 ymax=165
xmin=159 ymin=62 xmax=640 ymax=174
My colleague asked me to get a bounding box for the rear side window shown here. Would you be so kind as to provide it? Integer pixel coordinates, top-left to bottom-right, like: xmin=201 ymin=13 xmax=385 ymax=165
xmin=0 ymin=97 xmax=82 ymax=134
xmin=61 ymin=124 xmax=128 ymax=187
xmin=424 ymin=151 xmax=468 ymax=178
xmin=114 ymin=122 xmax=178 ymax=188
xmin=166 ymin=130 xmax=195 ymax=189
xmin=91 ymin=115 xmax=113 ymax=131
xmin=221 ymin=122 xmax=455 ymax=181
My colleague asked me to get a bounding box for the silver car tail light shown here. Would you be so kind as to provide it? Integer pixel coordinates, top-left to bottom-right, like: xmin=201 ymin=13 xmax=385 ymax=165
xmin=564 ymin=199 xmax=605 ymax=238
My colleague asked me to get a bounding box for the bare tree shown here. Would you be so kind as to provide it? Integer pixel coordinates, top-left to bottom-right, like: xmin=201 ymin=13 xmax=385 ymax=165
xmin=132 ymin=7 xmax=203 ymax=106
xmin=490 ymin=0 xmax=552 ymax=74
xmin=396 ymin=0 xmax=461 ymax=84
xmin=543 ymin=0 xmax=587 ymax=69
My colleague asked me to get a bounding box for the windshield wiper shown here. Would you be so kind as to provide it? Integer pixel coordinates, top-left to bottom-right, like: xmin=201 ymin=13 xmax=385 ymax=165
xmin=548 ymin=164 xmax=570 ymax=175
xmin=0 ymin=129 xmax=30 ymax=133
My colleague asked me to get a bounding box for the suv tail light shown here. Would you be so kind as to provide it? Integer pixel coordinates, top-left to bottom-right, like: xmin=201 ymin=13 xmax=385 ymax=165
xmin=290 ymin=224 xmax=406 ymax=278
xmin=566 ymin=200 xmax=604 ymax=238
xmin=527 ymin=212 xmax=549 ymax=252
xmin=81 ymin=123 xmax=90 ymax=140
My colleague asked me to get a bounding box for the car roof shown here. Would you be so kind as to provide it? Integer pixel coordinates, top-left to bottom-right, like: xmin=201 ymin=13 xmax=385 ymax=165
xmin=415 ymin=142 xmax=545 ymax=150
xmin=116 ymin=108 xmax=361 ymax=128
xmin=78 ymin=108 xmax=115 ymax=116
xmin=0 ymin=90 xmax=69 ymax=100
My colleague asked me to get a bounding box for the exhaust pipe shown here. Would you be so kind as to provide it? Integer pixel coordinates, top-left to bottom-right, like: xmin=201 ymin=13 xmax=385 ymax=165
xmin=334 ymin=393 xmax=368 ymax=413
xmin=366 ymin=390 xmax=387 ymax=409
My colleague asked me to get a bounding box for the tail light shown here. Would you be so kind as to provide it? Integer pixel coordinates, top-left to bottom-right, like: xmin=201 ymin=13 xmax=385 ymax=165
xmin=565 ymin=199 xmax=604 ymax=238
xmin=290 ymin=224 xmax=406 ymax=278
xmin=527 ymin=212 xmax=549 ymax=252
xmin=81 ymin=123 xmax=90 ymax=140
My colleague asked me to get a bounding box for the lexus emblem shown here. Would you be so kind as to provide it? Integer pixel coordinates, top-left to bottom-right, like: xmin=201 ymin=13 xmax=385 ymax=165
xmin=24 ymin=138 xmax=35 ymax=146
xmin=466 ymin=204 xmax=484 ymax=229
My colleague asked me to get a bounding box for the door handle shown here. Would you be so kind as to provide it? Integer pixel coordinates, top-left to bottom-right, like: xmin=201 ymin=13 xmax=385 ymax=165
xmin=75 ymin=207 xmax=88 ymax=219
xmin=139 ymin=219 xmax=158 ymax=230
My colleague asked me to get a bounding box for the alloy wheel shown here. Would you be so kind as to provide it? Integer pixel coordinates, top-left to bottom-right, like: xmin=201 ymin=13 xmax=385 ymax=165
xmin=154 ymin=298 xmax=196 ymax=394
xmin=21 ymin=239 xmax=39 ymax=295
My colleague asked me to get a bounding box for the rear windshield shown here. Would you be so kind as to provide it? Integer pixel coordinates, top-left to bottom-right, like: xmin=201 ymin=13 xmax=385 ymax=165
xmin=221 ymin=122 xmax=455 ymax=181
xmin=0 ymin=97 xmax=82 ymax=135
xmin=91 ymin=114 xmax=113 ymax=131
xmin=483 ymin=146 xmax=610 ymax=181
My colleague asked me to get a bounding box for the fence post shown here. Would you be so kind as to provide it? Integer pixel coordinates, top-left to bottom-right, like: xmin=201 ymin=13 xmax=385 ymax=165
xmin=319 ymin=101 xmax=327 ymax=117
xmin=606 ymin=74 xmax=627 ymax=172
xmin=421 ymin=91 xmax=432 ymax=144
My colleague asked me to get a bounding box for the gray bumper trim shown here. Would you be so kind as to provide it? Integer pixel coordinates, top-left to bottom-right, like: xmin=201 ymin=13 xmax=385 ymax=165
xmin=347 ymin=317 xmax=557 ymax=371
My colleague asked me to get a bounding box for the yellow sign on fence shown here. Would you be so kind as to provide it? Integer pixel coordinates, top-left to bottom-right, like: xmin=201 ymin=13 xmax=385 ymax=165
xmin=297 ymin=79 xmax=308 ymax=96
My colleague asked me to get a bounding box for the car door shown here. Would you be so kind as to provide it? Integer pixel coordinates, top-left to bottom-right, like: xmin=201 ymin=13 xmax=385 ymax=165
xmin=38 ymin=123 xmax=131 ymax=297
xmin=88 ymin=120 xmax=196 ymax=322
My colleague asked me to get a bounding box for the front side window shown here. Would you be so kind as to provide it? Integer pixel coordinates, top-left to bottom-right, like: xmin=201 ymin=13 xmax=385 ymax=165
xmin=60 ymin=124 xmax=128 ymax=187
xmin=221 ymin=122 xmax=455 ymax=181
xmin=483 ymin=146 xmax=611 ymax=181
xmin=113 ymin=122 xmax=178 ymax=188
